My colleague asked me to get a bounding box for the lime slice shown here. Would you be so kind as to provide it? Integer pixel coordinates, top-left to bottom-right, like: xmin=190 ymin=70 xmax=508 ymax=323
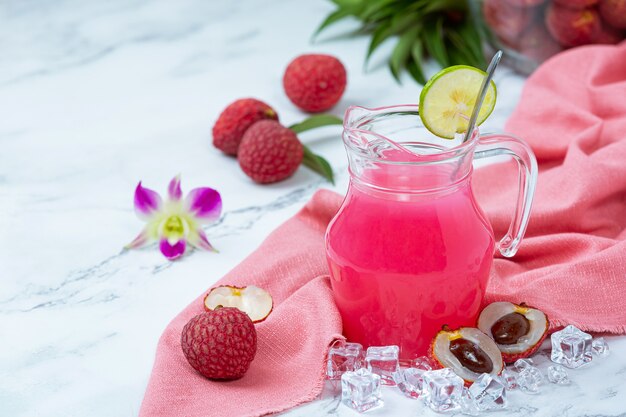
xmin=419 ymin=65 xmax=497 ymax=139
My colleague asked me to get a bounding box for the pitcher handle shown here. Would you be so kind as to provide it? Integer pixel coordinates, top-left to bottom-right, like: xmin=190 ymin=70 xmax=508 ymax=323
xmin=474 ymin=133 xmax=538 ymax=258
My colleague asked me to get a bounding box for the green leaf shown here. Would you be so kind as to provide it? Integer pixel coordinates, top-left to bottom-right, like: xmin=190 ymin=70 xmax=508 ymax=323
xmin=422 ymin=15 xmax=449 ymax=67
xmin=389 ymin=26 xmax=420 ymax=82
xmin=361 ymin=0 xmax=398 ymax=20
xmin=288 ymin=114 xmax=343 ymax=134
xmin=406 ymin=40 xmax=426 ymax=84
xmin=365 ymin=21 xmax=393 ymax=62
xmin=302 ymin=146 xmax=335 ymax=184
xmin=314 ymin=8 xmax=351 ymax=38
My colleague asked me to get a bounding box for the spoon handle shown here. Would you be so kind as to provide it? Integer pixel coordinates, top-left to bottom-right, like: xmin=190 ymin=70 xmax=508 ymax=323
xmin=464 ymin=50 xmax=503 ymax=143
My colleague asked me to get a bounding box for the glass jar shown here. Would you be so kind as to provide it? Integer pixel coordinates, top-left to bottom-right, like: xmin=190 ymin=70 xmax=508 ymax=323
xmin=470 ymin=0 xmax=626 ymax=74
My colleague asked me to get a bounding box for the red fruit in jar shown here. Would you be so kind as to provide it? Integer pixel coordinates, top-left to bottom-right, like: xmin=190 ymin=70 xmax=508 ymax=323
xmin=520 ymin=24 xmax=563 ymax=62
xmin=283 ymin=54 xmax=347 ymax=113
xmin=553 ymin=0 xmax=599 ymax=8
xmin=594 ymin=22 xmax=625 ymax=43
xmin=546 ymin=4 xmax=601 ymax=47
xmin=238 ymin=120 xmax=304 ymax=184
xmin=599 ymin=0 xmax=626 ymax=29
xmin=504 ymin=0 xmax=546 ymax=7
xmin=483 ymin=0 xmax=533 ymax=47
xmin=212 ymin=98 xmax=279 ymax=156
xmin=181 ymin=308 xmax=257 ymax=380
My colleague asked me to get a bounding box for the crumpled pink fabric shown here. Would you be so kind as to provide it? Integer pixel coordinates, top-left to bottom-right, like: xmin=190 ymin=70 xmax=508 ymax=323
xmin=140 ymin=42 xmax=626 ymax=417
xmin=139 ymin=190 xmax=343 ymax=417
xmin=473 ymin=41 xmax=626 ymax=333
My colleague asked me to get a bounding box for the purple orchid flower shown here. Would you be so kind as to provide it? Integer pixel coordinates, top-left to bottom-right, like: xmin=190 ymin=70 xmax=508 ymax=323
xmin=125 ymin=175 xmax=222 ymax=260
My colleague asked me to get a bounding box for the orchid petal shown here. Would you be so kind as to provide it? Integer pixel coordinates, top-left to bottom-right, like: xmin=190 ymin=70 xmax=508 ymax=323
xmin=168 ymin=175 xmax=182 ymax=201
xmin=159 ymin=239 xmax=186 ymax=260
xmin=134 ymin=182 xmax=162 ymax=220
xmin=125 ymin=228 xmax=152 ymax=249
xmin=185 ymin=187 xmax=222 ymax=224
xmin=188 ymin=229 xmax=218 ymax=252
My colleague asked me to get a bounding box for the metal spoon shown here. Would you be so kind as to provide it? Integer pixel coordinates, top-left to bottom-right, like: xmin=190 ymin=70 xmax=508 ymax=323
xmin=463 ymin=50 xmax=503 ymax=143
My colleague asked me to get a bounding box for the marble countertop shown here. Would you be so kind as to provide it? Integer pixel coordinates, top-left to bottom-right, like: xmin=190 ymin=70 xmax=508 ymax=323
xmin=1 ymin=1 xmax=624 ymax=416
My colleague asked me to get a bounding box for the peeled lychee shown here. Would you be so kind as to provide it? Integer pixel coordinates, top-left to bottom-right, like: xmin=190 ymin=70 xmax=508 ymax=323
xmin=181 ymin=308 xmax=257 ymax=380
xmin=430 ymin=326 xmax=504 ymax=384
xmin=478 ymin=302 xmax=549 ymax=364
xmin=204 ymin=285 xmax=273 ymax=323
xmin=212 ymin=98 xmax=279 ymax=156
xmin=520 ymin=24 xmax=563 ymax=62
xmin=483 ymin=0 xmax=533 ymax=47
xmin=238 ymin=120 xmax=304 ymax=184
xmin=546 ymin=4 xmax=601 ymax=47
xmin=553 ymin=0 xmax=599 ymax=8
xmin=599 ymin=0 xmax=626 ymax=29
xmin=283 ymin=54 xmax=347 ymax=113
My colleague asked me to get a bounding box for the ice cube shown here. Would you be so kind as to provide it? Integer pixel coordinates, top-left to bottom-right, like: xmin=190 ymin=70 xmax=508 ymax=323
xmin=513 ymin=358 xmax=534 ymax=372
xmin=547 ymin=365 xmax=570 ymax=385
xmin=341 ymin=368 xmax=383 ymax=413
xmin=551 ymin=325 xmax=592 ymax=368
xmin=395 ymin=368 xmax=426 ymax=399
xmin=327 ymin=342 xmax=363 ymax=380
xmin=517 ymin=366 xmax=544 ymax=394
xmin=365 ymin=345 xmax=400 ymax=386
xmin=412 ymin=356 xmax=433 ymax=371
xmin=459 ymin=387 xmax=480 ymax=416
xmin=592 ymin=337 xmax=609 ymax=358
xmin=499 ymin=368 xmax=518 ymax=390
xmin=421 ymin=368 xmax=464 ymax=412
xmin=468 ymin=373 xmax=507 ymax=411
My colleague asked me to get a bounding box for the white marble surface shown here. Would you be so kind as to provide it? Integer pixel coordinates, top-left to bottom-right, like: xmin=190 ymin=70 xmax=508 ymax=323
xmin=0 ymin=1 xmax=624 ymax=416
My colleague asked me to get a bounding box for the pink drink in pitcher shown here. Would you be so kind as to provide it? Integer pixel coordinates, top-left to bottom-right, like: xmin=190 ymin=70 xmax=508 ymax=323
xmin=326 ymin=105 xmax=537 ymax=359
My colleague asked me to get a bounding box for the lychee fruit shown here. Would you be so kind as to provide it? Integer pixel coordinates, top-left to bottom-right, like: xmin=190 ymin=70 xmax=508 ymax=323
xmin=429 ymin=326 xmax=504 ymax=385
xmin=283 ymin=54 xmax=347 ymax=113
xmin=553 ymin=0 xmax=599 ymax=8
xmin=204 ymin=285 xmax=273 ymax=323
xmin=520 ymin=24 xmax=563 ymax=62
xmin=546 ymin=4 xmax=602 ymax=47
xmin=483 ymin=0 xmax=533 ymax=47
xmin=593 ymin=22 xmax=624 ymax=43
xmin=599 ymin=0 xmax=626 ymax=29
xmin=238 ymin=120 xmax=304 ymax=184
xmin=212 ymin=98 xmax=278 ymax=156
xmin=181 ymin=308 xmax=257 ymax=380
xmin=477 ymin=301 xmax=549 ymax=364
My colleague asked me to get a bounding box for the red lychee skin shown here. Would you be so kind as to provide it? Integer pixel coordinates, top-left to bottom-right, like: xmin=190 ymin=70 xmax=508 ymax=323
xmin=553 ymin=0 xmax=599 ymax=8
xmin=599 ymin=0 xmax=626 ymax=29
xmin=483 ymin=0 xmax=533 ymax=47
xmin=593 ymin=22 xmax=625 ymax=43
xmin=520 ymin=24 xmax=563 ymax=62
xmin=283 ymin=54 xmax=347 ymax=113
xmin=212 ymin=98 xmax=278 ymax=156
xmin=503 ymin=0 xmax=546 ymax=8
xmin=181 ymin=308 xmax=257 ymax=380
xmin=546 ymin=4 xmax=601 ymax=47
xmin=238 ymin=120 xmax=304 ymax=184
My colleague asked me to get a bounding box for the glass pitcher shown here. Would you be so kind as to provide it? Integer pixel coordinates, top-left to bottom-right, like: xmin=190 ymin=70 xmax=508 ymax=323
xmin=325 ymin=105 xmax=537 ymax=360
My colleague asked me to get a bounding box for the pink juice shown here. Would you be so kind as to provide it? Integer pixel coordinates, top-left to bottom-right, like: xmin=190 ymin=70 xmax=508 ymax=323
xmin=326 ymin=159 xmax=495 ymax=359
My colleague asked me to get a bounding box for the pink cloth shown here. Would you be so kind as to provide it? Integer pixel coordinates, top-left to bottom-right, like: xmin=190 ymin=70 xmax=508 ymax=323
xmin=473 ymin=41 xmax=626 ymax=333
xmin=139 ymin=190 xmax=343 ymax=417
xmin=140 ymin=43 xmax=626 ymax=417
